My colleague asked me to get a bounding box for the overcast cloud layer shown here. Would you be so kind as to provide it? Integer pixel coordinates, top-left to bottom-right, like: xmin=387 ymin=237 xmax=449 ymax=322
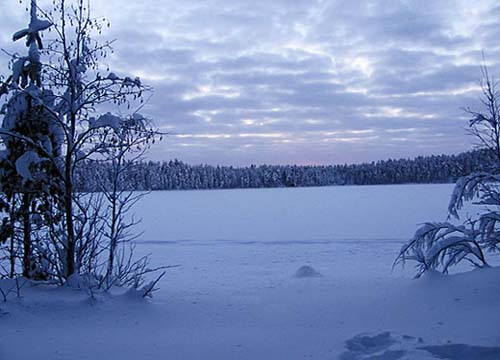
xmin=2 ymin=0 xmax=500 ymax=165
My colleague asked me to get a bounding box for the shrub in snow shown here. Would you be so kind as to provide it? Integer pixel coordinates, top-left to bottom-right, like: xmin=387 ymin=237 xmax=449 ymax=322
xmin=123 ymin=272 xmax=166 ymax=300
xmin=395 ymin=66 xmax=500 ymax=277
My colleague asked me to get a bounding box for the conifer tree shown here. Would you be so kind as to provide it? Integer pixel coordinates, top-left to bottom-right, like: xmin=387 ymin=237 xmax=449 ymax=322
xmin=0 ymin=0 xmax=58 ymax=279
xmin=1 ymin=0 xmax=160 ymax=285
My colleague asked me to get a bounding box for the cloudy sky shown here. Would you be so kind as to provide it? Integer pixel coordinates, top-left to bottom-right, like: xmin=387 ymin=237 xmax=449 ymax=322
xmin=2 ymin=0 xmax=500 ymax=165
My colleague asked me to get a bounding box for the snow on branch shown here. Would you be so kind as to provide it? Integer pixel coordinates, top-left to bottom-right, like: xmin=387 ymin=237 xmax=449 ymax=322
xmin=395 ymin=222 xmax=488 ymax=278
xmin=12 ymin=0 xmax=52 ymax=48
xmin=448 ymin=172 xmax=500 ymax=218
xmin=15 ymin=150 xmax=45 ymax=181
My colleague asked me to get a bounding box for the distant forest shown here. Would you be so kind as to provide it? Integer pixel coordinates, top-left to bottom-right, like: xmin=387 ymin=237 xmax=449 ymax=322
xmin=74 ymin=149 xmax=495 ymax=192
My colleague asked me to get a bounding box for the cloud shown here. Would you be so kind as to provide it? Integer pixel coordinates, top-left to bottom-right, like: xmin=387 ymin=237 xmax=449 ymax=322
xmin=1 ymin=0 xmax=499 ymax=165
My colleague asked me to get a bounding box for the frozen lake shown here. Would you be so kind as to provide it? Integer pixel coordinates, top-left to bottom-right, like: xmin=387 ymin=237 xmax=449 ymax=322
xmin=135 ymin=183 xmax=456 ymax=243
xmin=130 ymin=183 xmax=467 ymax=302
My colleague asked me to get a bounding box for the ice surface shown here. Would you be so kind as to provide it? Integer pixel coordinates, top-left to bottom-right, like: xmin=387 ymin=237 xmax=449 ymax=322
xmin=134 ymin=184 xmax=456 ymax=243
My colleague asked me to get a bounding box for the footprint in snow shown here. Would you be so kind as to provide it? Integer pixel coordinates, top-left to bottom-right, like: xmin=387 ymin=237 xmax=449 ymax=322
xmin=338 ymin=332 xmax=500 ymax=360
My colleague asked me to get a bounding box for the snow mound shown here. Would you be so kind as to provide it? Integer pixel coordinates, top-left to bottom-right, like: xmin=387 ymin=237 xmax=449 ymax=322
xmin=65 ymin=273 xmax=98 ymax=289
xmin=293 ymin=265 xmax=322 ymax=278
xmin=339 ymin=332 xmax=500 ymax=360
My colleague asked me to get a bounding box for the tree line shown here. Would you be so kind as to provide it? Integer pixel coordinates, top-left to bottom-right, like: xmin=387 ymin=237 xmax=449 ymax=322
xmin=75 ymin=149 xmax=495 ymax=192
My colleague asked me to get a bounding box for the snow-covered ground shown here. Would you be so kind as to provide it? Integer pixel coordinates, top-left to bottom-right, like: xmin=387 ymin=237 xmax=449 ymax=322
xmin=1 ymin=184 xmax=500 ymax=360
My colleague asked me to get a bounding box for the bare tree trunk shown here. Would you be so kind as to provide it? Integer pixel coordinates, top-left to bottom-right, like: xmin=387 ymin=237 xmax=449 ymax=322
xmin=107 ymin=193 xmax=117 ymax=281
xmin=21 ymin=193 xmax=31 ymax=278
xmin=106 ymin=159 xmax=121 ymax=285
xmin=64 ymin=148 xmax=75 ymax=279
xmin=9 ymin=234 xmax=15 ymax=278
xmin=8 ymin=196 xmax=16 ymax=278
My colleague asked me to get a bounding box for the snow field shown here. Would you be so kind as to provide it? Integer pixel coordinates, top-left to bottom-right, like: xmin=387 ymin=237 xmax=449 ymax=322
xmin=1 ymin=184 xmax=499 ymax=360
